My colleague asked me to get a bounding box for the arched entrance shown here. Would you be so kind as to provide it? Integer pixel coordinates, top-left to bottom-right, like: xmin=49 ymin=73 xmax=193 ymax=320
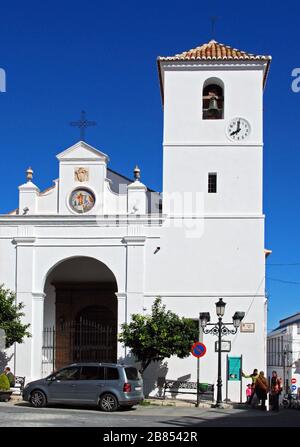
xmin=43 ymin=257 xmax=118 ymax=373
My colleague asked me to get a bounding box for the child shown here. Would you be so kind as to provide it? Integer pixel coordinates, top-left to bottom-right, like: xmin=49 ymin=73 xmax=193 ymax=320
xmin=246 ymin=383 xmax=252 ymax=403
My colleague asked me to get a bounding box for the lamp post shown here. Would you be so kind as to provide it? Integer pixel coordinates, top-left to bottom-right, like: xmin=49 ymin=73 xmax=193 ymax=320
xmin=200 ymin=299 xmax=245 ymax=408
xmin=282 ymin=345 xmax=293 ymax=394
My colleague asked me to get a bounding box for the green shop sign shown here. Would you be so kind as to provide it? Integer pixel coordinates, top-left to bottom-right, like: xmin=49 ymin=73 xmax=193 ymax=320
xmin=228 ymin=356 xmax=241 ymax=381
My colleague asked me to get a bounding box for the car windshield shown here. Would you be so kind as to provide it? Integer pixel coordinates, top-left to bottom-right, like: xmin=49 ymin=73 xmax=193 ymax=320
xmin=125 ymin=367 xmax=141 ymax=381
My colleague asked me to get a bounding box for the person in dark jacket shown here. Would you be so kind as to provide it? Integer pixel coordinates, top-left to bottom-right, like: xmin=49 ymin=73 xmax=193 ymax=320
xmin=255 ymin=371 xmax=269 ymax=411
xmin=270 ymin=370 xmax=281 ymax=411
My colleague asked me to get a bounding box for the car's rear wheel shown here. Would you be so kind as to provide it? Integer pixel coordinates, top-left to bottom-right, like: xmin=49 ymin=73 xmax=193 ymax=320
xmin=30 ymin=390 xmax=47 ymax=408
xmin=99 ymin=393 xmax=119 ymax=412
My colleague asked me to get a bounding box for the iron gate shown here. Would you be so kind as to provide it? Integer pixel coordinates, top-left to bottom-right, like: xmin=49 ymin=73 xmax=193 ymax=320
xmin=42 ymin=318 xmax=117 ymax=377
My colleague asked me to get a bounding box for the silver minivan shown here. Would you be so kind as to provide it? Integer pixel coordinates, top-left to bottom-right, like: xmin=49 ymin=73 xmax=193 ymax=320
xmin=22 ymin=363 xmax=144 ymax=411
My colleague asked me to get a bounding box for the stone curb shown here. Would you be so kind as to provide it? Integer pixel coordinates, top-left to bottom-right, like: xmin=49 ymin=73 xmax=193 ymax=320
xmin=5 ymin=395 xmax=242 ymax=410
xmin=143 ymin=398 xmax=226 ymax=409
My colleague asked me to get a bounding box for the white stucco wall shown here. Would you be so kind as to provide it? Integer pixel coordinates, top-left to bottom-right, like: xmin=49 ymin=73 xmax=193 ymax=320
xmin=162 ymin=63 xmax=264 ymax=145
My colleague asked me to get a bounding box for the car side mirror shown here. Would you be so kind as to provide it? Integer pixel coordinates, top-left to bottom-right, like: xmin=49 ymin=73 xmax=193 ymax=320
xmin=47 ymin=375 xmax=57 ymax=381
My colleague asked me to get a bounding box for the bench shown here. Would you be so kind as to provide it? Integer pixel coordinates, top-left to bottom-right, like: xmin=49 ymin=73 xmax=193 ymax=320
xmin=10 ymin=376 xmax=26 ymax=395
xmin=163 ymin=380 xmax=214 ymax=402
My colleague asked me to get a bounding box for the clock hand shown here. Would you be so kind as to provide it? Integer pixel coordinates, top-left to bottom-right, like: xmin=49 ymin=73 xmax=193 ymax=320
xmin=230 ymin=120 xmax=241 ymax=136
xmin=232 ymin=124 xmax=242 ymax=136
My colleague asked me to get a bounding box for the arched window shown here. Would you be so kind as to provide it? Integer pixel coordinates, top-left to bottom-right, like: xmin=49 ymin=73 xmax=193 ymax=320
xmin=202 ymin=78 xmax=224 ymax=120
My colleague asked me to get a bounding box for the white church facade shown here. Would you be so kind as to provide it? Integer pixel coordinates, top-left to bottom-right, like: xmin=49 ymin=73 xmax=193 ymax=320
xmin=0 ymin=40 xmax=271 ymax=401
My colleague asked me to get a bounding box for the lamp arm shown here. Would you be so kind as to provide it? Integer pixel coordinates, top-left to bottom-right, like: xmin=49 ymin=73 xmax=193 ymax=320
xmin=202 ymin=323 xmax=238 ymax=336
xmin=206 ymin=322 xmax=234 ymax=326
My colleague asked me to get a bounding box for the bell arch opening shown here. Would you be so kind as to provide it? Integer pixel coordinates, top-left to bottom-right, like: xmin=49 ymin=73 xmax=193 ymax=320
xmin=42 ymin=256 xmax=118 ymax=375
xmin=202 ymin=77 xmax=224 ymax=120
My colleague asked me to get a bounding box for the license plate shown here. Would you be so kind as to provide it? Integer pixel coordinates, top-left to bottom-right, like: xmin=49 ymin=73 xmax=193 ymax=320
xmin=135 ymin=386 xmax=142 ymax=391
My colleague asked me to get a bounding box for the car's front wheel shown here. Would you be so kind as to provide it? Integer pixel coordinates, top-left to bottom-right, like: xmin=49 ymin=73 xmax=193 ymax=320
xmin=30 ymin=390 xmax=47 ymax=408
xmin=99 ymin=393 xmax=119 ymax=412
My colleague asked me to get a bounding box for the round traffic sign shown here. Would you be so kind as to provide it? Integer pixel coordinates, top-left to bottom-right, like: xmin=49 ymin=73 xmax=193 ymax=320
xmin=291 ymin=378 xmax=297 ymax=384
xmin=291 ymin=385 xmax=297 ymax=391
xmin=191 ymin=342 xmax=206 ymax=358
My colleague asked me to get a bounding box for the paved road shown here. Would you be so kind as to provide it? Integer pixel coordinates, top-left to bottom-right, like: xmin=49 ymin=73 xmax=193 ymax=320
xmin=0 ymin=402 xmax=300 ymax=427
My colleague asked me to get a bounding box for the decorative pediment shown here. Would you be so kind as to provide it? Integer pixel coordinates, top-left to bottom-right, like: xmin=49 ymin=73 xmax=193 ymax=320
xmin=56 ymin=141 xmax=109 ymax=163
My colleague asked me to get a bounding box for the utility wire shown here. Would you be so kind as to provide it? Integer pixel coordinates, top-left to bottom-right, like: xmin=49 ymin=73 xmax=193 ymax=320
xmin=267 ymin=263 xmax=300 ymax=266
xmin=267 ymin=277 xmax=300 ymax=285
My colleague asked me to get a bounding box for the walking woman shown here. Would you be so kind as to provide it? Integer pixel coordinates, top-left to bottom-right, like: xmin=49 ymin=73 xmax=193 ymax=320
xmin=270 ymin=371 xmax=282 ymax=411
xmin=255 ymin=371 xmax=269 ymax=411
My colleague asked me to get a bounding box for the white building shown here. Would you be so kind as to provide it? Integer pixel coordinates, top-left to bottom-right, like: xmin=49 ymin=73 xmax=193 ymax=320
xmin=0 ymin=40 xmax=271 ymax=402
xmin=267 ymin=313 xmax=300 ymax=394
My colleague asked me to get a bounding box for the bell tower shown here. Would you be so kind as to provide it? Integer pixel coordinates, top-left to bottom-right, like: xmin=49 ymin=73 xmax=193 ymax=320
xmin=157 ymin=40 xmax=271 ymax=216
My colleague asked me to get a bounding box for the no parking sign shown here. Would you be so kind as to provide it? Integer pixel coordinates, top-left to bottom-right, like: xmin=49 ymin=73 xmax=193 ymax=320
xmin=191 ymin=342 xmax=207 ymax=358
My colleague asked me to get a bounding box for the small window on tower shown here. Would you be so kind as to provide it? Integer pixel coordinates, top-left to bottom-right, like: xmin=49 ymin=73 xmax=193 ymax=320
xmin=203 ymin=78 xmax=224 ymax=120
xmin=208 ymin=173 xmax=217 ymax=193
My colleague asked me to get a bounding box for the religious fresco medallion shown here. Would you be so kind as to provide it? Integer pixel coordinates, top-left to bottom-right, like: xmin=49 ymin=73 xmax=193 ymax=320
xmin=69 ymin=188 xmax=95 ymax=213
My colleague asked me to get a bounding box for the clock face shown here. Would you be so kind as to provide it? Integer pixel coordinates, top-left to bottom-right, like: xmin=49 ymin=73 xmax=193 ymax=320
xmin=227 ymin=117 xmax=250 ymax=141
xmin=70 ymin=188 xmax=95 ymax=213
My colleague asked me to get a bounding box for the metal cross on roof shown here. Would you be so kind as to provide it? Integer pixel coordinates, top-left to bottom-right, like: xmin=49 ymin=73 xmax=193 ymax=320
xmin=70 ymin=110 xmax=96 ymax=141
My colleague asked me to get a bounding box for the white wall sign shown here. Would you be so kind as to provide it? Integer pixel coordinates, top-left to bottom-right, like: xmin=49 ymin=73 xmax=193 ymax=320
xmin=215 ymin=340 xmax=231 ymax=352
xmin=240 ymin=322 xmax=255 ymax=333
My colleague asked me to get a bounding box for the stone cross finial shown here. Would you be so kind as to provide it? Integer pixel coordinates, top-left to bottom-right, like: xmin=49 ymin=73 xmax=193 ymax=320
xmin=133 ymin=165 xmax=141 ymax=181
xmin=26 ymin=167 xmax=33 ymax=182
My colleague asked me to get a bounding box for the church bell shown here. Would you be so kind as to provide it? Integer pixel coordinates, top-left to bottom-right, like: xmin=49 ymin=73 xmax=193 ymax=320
xmin=207 ymin=95 xmax=219 ymax=118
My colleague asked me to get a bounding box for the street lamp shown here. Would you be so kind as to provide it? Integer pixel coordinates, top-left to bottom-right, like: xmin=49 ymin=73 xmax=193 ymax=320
xmin=282 ymin=345 xmax=293 ymax=394
xmin=200 ymin=299 xmax=245 ymax=408
xmin=216 ymin=298 xmax=226 ymax=317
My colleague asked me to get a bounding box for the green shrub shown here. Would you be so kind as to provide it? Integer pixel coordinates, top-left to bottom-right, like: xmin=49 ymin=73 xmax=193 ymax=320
xmin=0 ymin=373 xmax=10 ymax=391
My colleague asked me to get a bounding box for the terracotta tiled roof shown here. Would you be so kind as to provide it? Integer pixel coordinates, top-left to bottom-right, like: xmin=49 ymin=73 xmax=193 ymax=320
xmin=158 ymin=40 xmax=271 ymax=61
xmin=157 ymin=40 xmax=272 ymax=102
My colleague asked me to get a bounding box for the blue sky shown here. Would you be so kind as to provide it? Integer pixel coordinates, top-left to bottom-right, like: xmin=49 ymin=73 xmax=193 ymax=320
xmin=0 ymin=0 xmax=299 ymax=330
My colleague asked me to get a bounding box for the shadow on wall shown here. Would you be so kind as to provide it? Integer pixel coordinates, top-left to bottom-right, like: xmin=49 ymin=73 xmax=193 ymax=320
xmin=118 ymin=353 xmax=169 ymax=397
xmin=0 ymin=351 xmax=13 ymax=372
xmin=143 ymin=361 xmax=169 ymax=397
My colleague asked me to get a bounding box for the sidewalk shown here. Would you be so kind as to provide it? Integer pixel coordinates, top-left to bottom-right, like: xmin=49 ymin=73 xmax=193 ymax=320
xmin=4 ymin=394 xmax=23 ymax=405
